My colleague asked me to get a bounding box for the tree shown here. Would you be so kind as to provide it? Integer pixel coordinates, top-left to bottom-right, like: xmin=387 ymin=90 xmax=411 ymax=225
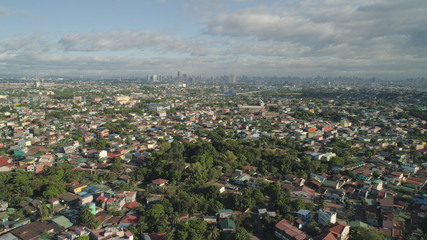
xmin=349 ymin=227 xmax=389 ymax=240
xmin=318 ymin=194 xmax=325 ymax=209
xmin=235 ymin=227 xmax=251 ymax=240
xmin=146 ymin=203 xmax=168 ymax=233
xmin=330 ymin=156 xmax=345 ymax=166
xmin=110 ymin=157 xmax=124 ymax=173
xmin=77 ymin=205 xmax=95 ymax=227
xmin=206 ymin=226 xmax=220 ymax=240
xmin=42 ymin=184 xmax=65 ymax=199
xmin=292 ymin=198 xmax=306 ymax=211
xmin=40 ymin=205 xmax=50 ymax=221
xmin=346 ymin=202 xmax=355 ymax=221
xmin=75 ymin=236 xmax=90 ymax=240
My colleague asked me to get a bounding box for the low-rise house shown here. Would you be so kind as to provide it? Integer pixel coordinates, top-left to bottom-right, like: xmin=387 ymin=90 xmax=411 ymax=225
xmin=0 ymin=200 xmax=8 ymax=211
xmin=90 ymin=227 xmax=134 ymax=240
xmin=402 ymin=163 xmax=420 ymax=174
xmin=115 ymin=191 xmax=137 ymax=203
xmin=151 ymin=178 xmax=169 ymax=188
xmin=415 ymin=194 xmax=427 ymax=205
xmin=322 ymin=180 xmax=342 ymax=190
xmin=317 ymin=209 xmax=337 ymax=227
xmin=295 ymin=209 xmax=311 ymax=229
xmin=327 ymin=223 xmax=350 ymax=240
xmin=324 ymin=189 xmax=345 ymax=204
xmin=79 ymin=194 xmax=94 ymax=206
xmin=379 ymin=198 xmax=394 ymax=211
xmin=258 ymin=208 xmax=276 ymax=219
xmin=59 ymin=193 xmax=81 ymax=208
xmin=366 ymin=209 xmax=379 ymax=226
xmin=106 ymin=197 xmax=126 ymax=211
xmin=275 ymin=219 xmax=312 ymax=240
xmin=69 ymin=183 xmax=88 ymax=194
xmin=405 ymin=176 xmax=426 ymax=187
xmin=118 ymin=214 xmax=138 ymax=228
xmin=49 ymin=215 xmax=74 ymax=229
xmin=146 ymin=194 xmax=165 ymax=205
xmin=218 ymin=209 xmax=233 ymax=219
xmin=291 ymin=186 xmax=315 ymax=200
xmin=220 ymin=219 xmax=236 ymax=233
xmin=235 ymin=175 xmax=251 ymax=185
xmin=9 ymin=221 xmax=64 ymax=240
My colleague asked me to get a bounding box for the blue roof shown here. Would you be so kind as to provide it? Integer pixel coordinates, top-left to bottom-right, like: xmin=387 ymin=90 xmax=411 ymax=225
xmin=297 ymin=209 xmax=311 ymax=216
xmin=77 ymin=191 xmax=88 ymax=196
xmin=219 ymin=209 xmax=232 ymax=214
xmin=82 ymin=193 xmax=93 ymax=199
xmin=84 ymin=186 xmax=100 ymax=192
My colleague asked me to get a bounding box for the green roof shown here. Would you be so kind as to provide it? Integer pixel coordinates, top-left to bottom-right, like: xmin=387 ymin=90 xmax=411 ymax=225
xmin=89 ymin=184 xmax=111 ymax=192
xmin=113 ymin=180 xmax=125 ymax=185
xmin=372 ymin=179 xmax=382 ymax=184
xmin=220 ymin=219 xmax=236 ymax=229
xmin=0 ymin=212 xmax=9 ymax=220
xmin=49 ymin=215 xmax=73 ymax=228
xmin=402 ymin=183 xmax=419 ymax=189
xmin=322 ymin=180 xmax=339 ymax=188
xmin=349 ymin=220 xmax=369 ymax=228
xmin=365 ymin=199 xmax=377 ymax=206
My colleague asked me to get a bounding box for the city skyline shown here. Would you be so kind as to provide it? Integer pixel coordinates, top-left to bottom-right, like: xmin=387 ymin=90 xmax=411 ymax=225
xmin=0 ymin=0 xmax=426 ymax=79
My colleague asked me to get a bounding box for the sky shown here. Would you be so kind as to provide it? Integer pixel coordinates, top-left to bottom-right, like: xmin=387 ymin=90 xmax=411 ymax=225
xmin=0 ymin=0 xmax=426 ymax=79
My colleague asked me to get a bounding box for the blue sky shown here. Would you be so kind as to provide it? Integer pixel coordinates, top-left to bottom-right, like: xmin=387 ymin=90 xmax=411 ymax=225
xmin=0 ymin=0 xmax=426 ymax=79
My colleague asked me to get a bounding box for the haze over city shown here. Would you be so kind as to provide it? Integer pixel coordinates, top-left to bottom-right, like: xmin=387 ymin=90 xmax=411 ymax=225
xmin=1 ymin=0 xmax=426 ymax=79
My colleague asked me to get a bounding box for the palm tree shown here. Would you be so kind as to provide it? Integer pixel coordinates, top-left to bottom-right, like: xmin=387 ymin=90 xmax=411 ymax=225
xmin=207 ymin=226 xmax=220 ymax=240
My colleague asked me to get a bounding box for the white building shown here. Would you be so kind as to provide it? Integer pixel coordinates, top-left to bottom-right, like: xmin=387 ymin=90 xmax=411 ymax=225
xmin=317 ymin=209 xmax=337 ymax=227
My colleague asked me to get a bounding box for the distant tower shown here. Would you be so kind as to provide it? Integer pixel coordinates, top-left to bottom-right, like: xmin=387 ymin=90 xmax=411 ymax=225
xmin=147 ymin=74 xmax=158 ymax=82
xmin=228 ymin=75 xmax=237 ymax=84
xmin=177 ymin=71 xmax=182 ymax=82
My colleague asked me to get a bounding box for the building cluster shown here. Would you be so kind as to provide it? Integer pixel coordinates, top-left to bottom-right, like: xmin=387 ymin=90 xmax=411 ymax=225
xmin=0 ymin=82 xmax=427 ymax=239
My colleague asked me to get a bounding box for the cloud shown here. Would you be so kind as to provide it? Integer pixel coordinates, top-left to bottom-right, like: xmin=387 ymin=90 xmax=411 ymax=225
xmin=58 ymin=30 xmax=217 ymax=56
xmin=0 ymin=0 xmax=427 ymax=79
xmin=204 ymin=0 xmax=427 ymax=59
xmin=0 ymin=6 xmax=10 ymax=17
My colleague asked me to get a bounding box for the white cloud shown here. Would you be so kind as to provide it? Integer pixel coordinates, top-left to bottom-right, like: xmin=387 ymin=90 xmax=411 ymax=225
xmin=0 ymin=5 xmax=10 ymax=17
xmin=0 ymin=0 xmax=427 ymax=79
xmin=204 ymin=0 xmax=427 ymax=60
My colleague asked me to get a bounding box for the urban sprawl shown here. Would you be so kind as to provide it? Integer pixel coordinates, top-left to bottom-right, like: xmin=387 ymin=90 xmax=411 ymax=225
xmin=0 ymin=76 xmax=427 ymax=240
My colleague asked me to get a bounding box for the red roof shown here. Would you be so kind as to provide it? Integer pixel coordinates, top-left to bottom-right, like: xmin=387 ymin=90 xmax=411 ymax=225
xmin=123 ymin=201 xmax=141 ymax=209
xmin=275 ymin=219 xmax=308 ymax=240
xmin=97 ymin=196 xmax=107 ymax=202
xmin=125 ymin=231 xmax=133 ymax=238
xmin=323 ymin=126 xmax=334 ymax=132
xmin=308 ymin=127 xmax=316 ymax=133
xmin=145 ymin=232 xmax=167 ymax=240
xmin=292 ymin=186 xmax=315 ymax=196
xmin=316 ymin=231 xmax=337 ymax=240
xmin=0 ymin=157 xmax=9 ymax=166
xmin=379 ymin=197 xmax=394 ymax=208
xmin=243 ymin=165 xmax=258 ymax=171
xmin=407 ymin=176 xmax=425 ymax=183
xmin=126 ymin=191 xmax=136 ymax=197
xmin=328 ymin=223 xmax=348 ymax=236
xmin=406 ymin=179 xmax=423 ymax=185
xmin=120 ymin=214 xmax=139 ymax=226
xmin=152 ymin=178 xmax=169 ymax=185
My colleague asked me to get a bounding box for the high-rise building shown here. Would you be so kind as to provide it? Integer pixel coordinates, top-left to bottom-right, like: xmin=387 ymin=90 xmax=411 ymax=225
xmin=228 ymin=75 xmax=236 ymax=84
xmin=147 ymin=74 xmax=159 ymax=82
